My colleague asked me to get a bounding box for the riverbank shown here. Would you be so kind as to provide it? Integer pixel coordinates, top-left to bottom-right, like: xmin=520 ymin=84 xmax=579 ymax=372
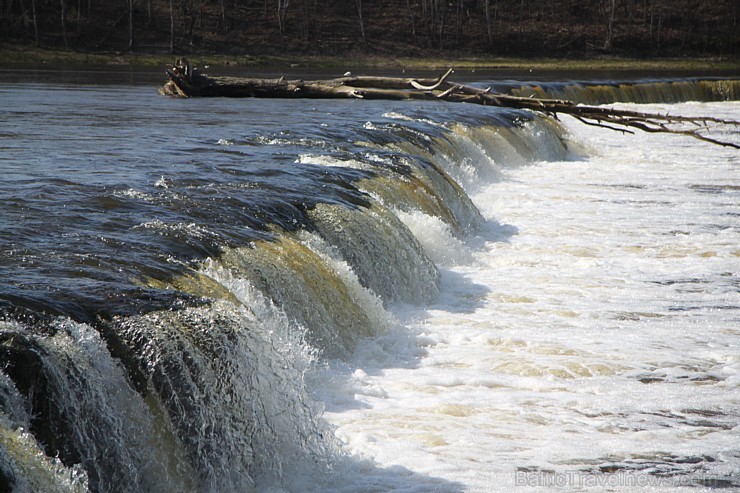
xmin=1 ymin=44 xmax=738 ymax=74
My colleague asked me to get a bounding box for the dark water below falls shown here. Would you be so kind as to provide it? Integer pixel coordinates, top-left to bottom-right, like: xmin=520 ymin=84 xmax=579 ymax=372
xmin=0 ymin=71 xmax=738 ymax=492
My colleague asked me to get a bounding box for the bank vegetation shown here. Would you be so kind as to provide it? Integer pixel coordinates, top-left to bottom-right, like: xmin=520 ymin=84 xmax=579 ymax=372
xmin=1 ymin=0 xmax=737 ymax=59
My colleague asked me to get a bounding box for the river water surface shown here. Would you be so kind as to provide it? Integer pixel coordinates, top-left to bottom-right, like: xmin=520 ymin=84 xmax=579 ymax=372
xmin=0 ymin=68 xmax=738 ymax=492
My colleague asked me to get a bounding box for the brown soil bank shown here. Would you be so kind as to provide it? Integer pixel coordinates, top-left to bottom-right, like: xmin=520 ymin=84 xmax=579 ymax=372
xmin=1 ymin=0 xmax=737 ymax=60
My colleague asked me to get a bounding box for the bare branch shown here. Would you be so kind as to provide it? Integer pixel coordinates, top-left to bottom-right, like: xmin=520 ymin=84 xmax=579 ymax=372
xmin=410 ymin=68 xmax=455 ymax=91
xmin=160 ymin=62 xmax=740 ymax=149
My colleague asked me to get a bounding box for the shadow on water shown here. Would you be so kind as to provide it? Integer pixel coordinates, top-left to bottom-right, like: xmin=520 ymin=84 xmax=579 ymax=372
xmin=317 ymin=210 xmax=519 ymax=409
xmin=307 ymin=208 xmax=520 ymax=492
xmin=323 ymin=461 xmax=467 ymax=493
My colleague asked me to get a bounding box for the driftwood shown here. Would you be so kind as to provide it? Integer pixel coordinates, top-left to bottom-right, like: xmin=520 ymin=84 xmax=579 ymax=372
xmin=161 ymin=59 xmax=739 ymax=149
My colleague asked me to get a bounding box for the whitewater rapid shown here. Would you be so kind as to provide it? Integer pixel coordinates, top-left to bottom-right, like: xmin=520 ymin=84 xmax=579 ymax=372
xmin=1 ymin=76 xmax=737 ymax=492
xmin=317 ymin=102 xmax=740 ymax=492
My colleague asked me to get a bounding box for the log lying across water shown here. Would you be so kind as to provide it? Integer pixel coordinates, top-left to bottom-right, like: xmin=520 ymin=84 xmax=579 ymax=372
xmin=161 ymin=59 xmax=739 ymax=148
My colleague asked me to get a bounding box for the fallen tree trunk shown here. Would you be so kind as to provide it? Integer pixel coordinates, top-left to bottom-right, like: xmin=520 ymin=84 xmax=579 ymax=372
xmin=161 ymin=59 xmax=739 ymax=149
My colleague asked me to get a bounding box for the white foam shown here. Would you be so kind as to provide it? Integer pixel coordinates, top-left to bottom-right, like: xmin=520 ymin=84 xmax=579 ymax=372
xmin=317 ymin=102 xmax=740 ymax=492
xmin=297 ymin=153 xmax=370 ymax=170
xmin=394 ymin=209 xmax=473 ymax=266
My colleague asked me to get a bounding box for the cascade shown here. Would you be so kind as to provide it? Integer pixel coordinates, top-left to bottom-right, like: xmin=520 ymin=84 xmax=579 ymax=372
xmin=4 ymin=81 xmax=734 ymax=490
xmin=508 ymin=78 xmax=740 ymax=105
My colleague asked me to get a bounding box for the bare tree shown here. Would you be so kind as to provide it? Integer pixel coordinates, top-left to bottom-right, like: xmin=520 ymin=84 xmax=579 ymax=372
xmin=455 ymin=0 xmax=462 ymax=45
xmin=485 ymin=0 xmax=493 ymax=45
xmin=436 ymin=0 xmax=447 ymax=46
xmin=169 ymin=0 xmax=175 ymax=52
xmin=602 ymin=0 xmax=617 ymax=49
xmin=128 ymin=0 xmax=135 ymax=51
xmin=277 ymin=0 xmax=289 ymax=35
xmin=60 ymin=0 xmax=69 ymax=49
xmin=357 ymin=0 xmax=365 ymax=42
xmin=405 ymin=0 xmax=416 ymax=36
xmin=419 ymin=0 xmax=446 ymax=45
xmin=219 ymin=0 xmax=226 ymax=31
xmin=31 ymin=0 xmax=38 ymax=46
xmin=297 ymin=0 xmax=318 ymax=41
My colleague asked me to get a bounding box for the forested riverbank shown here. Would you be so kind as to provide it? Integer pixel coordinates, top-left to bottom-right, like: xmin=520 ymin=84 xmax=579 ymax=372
xmin=1 ymin=0 xmax=737 ymax=60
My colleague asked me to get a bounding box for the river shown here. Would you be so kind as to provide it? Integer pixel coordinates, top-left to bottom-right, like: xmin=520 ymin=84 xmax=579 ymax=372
xmin=0 ymin=67 xmax=738 ymax=492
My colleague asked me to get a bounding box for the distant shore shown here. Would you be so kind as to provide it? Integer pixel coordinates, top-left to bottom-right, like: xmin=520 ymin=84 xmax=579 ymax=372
xmin=1 ymin=44 xmax=739 ymax=74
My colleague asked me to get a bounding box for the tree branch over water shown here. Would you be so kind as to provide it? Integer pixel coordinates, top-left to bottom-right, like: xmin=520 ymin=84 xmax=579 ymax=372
xmin=161 ymin=61 xmax=740 ymax=149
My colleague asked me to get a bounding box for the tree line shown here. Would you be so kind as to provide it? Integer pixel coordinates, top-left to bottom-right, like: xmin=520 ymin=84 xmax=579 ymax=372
xmin=1 ymin=0 xmax=737 ymax=57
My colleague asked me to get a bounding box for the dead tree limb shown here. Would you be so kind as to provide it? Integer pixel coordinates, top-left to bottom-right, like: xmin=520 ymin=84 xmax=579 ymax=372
xmin=160 ymin=61 xmax=740 ymax=149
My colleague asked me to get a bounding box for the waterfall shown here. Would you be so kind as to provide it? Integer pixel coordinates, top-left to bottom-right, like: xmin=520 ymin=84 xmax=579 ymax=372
xmin=506 ymin=78 xmax=740 ymax=105
xmin=1 ymin=77 xmax=734 ymax=491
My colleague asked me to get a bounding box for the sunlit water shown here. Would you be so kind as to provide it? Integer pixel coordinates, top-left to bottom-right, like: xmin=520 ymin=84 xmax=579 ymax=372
xmin=0 ymin=73 xmax=737 ymax=492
